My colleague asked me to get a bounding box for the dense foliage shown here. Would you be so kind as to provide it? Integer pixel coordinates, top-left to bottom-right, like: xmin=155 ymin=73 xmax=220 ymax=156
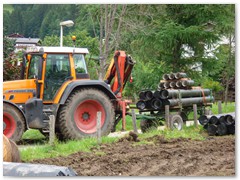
xmin=3 ymin=4 xmax=235 ymax=101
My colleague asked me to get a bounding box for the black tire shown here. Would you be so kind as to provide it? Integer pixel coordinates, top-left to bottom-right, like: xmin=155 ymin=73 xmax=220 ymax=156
xmin=140 ymin=119 xmax=158 ymax=133
xmin=3 ymin=103 xmax=26 ymax=143
xmin=170 ymin=115 xmax=183 ymax=130
xmin=58 ymin=88 xmax=115 ymax=140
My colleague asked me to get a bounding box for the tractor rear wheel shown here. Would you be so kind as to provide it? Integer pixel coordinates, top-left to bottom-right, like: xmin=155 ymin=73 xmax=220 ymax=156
xmin=58 ymin=88 xmax=115 ymax=140
xmin=3 ymin=103 xmax=26 ymax=143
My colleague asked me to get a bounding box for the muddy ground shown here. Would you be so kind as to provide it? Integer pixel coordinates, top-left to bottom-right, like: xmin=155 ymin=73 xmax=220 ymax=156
xmin=30 ymin=133 xmax=235 ymax=176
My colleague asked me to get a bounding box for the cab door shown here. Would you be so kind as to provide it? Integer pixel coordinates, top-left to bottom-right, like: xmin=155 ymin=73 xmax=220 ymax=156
xmin=26 ymin=54 xmax=45 ymax=99
xmin=43 ymin=54 xmax=71 ymax=102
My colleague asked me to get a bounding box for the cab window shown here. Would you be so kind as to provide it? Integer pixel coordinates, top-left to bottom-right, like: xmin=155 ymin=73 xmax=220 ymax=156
xmin=28 ymin=55 xmax=40 ymax=79
xmin=73 ymin=54 xmax=87 ymax=74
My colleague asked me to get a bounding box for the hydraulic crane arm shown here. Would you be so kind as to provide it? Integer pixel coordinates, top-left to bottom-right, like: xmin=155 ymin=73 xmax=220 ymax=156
xmin=104 ymin=51 xmax=135 ymax=98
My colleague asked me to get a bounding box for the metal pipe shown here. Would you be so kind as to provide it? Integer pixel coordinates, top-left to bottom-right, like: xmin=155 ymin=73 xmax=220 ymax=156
xmin=160 ymin=89 xmax=211 ymax=99
xmin=175 ymin=72 xmax=187 ymax=79
xmin=207 ymin=124 xmax=218 ymax=136
xmin=163 ymin=82 xmax=170 ymax=89
xmin=209 ymin=116 xmax=219 ymax=125
xmin=182 ymin=80 xmax=195 ymax=87
xmin=217 ymin=123 xmax=228 ymax=136
xmin=136 ymin=100 xmax=146 ymax=110
xmin=162 ymin=74 xmax=170 ymax=80
xmin=225 ymin=114 xmax=235 ymax=125
xmin=176 ymin=81 xmax=183 ymax=88
xmin=158 ymin=82 xmax=165 ymax=90
xmin=139 ymin=91 xmax=145 ymax=100
xmin=169 ymin=73 xmax=175 ymax=80
xmin=167 ymin=96 xmax=214 ymax=107
xmin=150 ymin=98 xmax=162 ymax=109
xmin=169 ymin=81 xmax=176 ymax=88
xmin=227 ymin=123 xmax=235 ymax=134
xmin=145 ymin=90 xmax=154 ymax=100
xmin=153 ymin=91 xmax=161 ymax=98
xmin=198 ymin=115 xmax=209 ymax=125
xmin=206 ymin=113 xmax=235 ymax=125
xmin=138 ymin=90 xmax=154 ymax=101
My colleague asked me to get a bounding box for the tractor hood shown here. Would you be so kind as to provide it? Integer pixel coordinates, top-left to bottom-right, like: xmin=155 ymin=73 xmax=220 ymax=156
xmin=3 ymin=79 xmax=37 ymax=104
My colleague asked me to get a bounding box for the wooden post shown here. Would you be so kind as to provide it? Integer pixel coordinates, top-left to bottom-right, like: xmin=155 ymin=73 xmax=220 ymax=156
xmin=49 ymin=115 xmax=56 ymax=146
xmin=131 ymin=109 xmax=138 ymax=134
xmin=218 ymin=101 xmax=222 ymax=114
xmin=193 ymin=104 xmax=198 ymax=127
xmin=165 ymin=105 xmax=170 ymax=128
xmin=96 ymin=111 xmax=102 ymax=145
xmin=121 ymin=101 xmax=126 ymax=131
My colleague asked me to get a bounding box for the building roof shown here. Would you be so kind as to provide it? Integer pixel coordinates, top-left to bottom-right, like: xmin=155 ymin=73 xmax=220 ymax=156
xmin=15 ymin=38 xmax=41 ymax=44
xmin=26 ymin=46 xmax=89 ymax=54
xmin=8 ymin=33 xmax=25 ymax=38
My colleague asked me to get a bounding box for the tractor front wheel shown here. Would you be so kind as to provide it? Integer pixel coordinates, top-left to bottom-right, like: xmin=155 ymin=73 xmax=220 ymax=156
xmin=3 ymin=103 xmax=26 ymax=143
xmin=58 ymin=88 xmax=115 ymax=140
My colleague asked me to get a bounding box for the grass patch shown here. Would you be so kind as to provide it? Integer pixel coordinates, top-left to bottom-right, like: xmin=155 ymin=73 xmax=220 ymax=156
xmin=138 ymin=125 xmax=205 ymax=141
xmin=20 ymin=136 xmax=117 ymax=162
xmin=22 ymin=129 xmax=46 ymax=140
xmin=211 ymin=102 xmax=235 ymax=114
xmin=115 ymin=115 xmax=141 ymax=131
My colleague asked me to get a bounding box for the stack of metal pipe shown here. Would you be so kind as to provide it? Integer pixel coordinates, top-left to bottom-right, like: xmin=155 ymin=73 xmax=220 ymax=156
xmin=136 ymin=88 xmax=214 ymax=111
xmin=198 ymin=113 xmax=235 ymax=136
xmin=136 ymin=72 xmax=214 ymax=111
xmin=158 ymin=72 xmax=194 ymax=89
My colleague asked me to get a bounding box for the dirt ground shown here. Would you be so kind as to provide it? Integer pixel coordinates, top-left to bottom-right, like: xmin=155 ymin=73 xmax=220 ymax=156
xmin=30 ymin=133 xmax=235 ymax=176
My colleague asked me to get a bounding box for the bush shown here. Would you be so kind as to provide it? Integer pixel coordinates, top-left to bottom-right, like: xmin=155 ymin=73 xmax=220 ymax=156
xmin=3 ymin=52 xmax=22 ymax=81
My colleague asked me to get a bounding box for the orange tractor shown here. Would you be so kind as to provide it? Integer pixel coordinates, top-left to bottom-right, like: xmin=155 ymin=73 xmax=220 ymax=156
xmin=3 ymin=44 xmax=135 ymax=142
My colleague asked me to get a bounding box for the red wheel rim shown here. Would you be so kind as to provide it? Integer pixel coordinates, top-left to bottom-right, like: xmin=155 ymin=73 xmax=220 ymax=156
xmin=74 ymin=100 xmax=106 ymax=134
xmin=3 ymin=112 xmax=16 ymax=138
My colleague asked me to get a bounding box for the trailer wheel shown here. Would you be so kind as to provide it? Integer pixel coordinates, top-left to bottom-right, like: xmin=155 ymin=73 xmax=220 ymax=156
xmin=140 ymin=119 xmax=158 ymax=133
xmin=3 ymin=103 xmax=26 ymax=143
xmin=58 ymin=88 xmax=115 ymax=140
xmin=170 ymin=115 xmax=183 ymax=130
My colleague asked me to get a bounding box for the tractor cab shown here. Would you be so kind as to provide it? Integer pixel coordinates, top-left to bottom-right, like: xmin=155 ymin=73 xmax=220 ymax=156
xmin=4 ymin=46 xmax=89 ymax=104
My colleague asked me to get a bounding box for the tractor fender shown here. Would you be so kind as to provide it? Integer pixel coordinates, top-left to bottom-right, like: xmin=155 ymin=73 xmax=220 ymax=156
xmin=59 ymin=80 xmax=117 ymax=105
xmin=3 ymin=100 xmax=28 ymax=129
